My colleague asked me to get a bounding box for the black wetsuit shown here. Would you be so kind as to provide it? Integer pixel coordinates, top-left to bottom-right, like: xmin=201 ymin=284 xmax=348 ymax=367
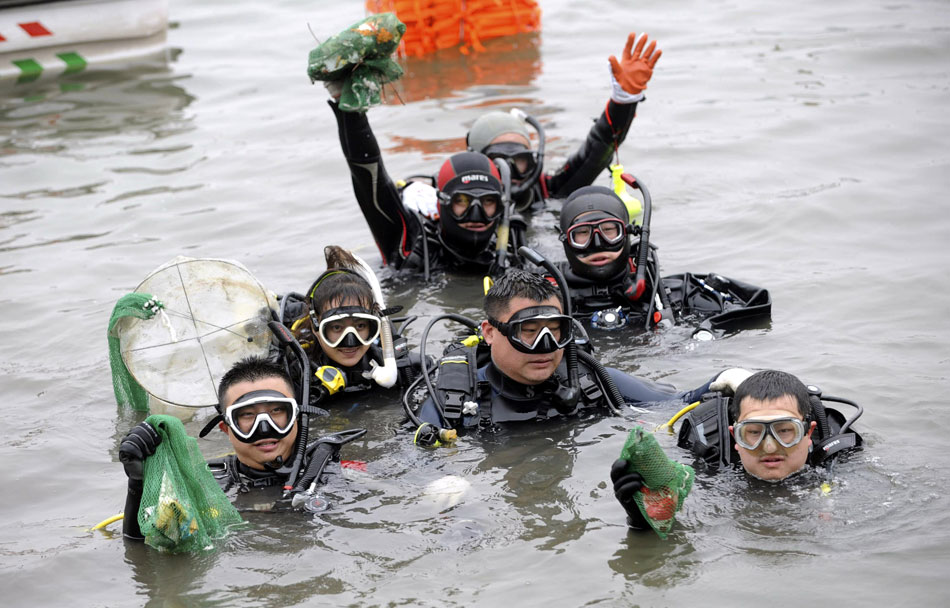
xmin=416 ymin=358 xmax=715 ymax=428
xmin=328 ymin=98 xmax=639 ymax=274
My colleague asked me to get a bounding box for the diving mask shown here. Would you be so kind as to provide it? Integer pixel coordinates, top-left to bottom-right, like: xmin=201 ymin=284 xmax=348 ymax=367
xmin=224 ymin=389 xmax=298 ymax=444
xmin=488 ymin=305 xmax=574 ymax=354
xmin=438 ymin=191 xmax=502 ymax=223
xmin=732 ymin=417 xmax=807 ymax=450
xmin=562 ymin=217 xmax=626 ymax=250
xmin=483 ymin=141 xmax=538 ymax=180
xmin=315 ymin=306 xmax=381 ymax=348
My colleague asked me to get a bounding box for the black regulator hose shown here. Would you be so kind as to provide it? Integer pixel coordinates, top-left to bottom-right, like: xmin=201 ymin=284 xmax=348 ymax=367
xmin=402 ymin=371 xmax=431 ymax=428
xmin=418 ymin=313 xmax=481 ymax=429
xmin=820 ymin=395 xmax=864 ymax=434
xmin=268 ymin=321 xmax=312 ymax=493
xmin=577 ymin=349 xmax=625 ymax=415
xmin=621 ymin=173 xmax=653 ymax=305
xmin=509 ymin=111 xmax=546 ymax=203
xmin=807 ymin=387 xmax=832 ymax=441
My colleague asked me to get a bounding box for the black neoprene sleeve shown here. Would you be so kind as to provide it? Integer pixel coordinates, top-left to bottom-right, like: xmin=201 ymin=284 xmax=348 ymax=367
xmin=545 ymin=99 xmax=638 ymax=197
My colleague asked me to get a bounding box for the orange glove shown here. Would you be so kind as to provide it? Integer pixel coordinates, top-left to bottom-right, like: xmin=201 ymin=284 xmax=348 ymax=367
xmin=609 ymin=32 xmax=662 ymax=96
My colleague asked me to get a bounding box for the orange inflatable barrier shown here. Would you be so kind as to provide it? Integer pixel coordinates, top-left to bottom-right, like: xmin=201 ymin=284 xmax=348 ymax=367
xmin=365 ymin=0 xmax=541 ymax=57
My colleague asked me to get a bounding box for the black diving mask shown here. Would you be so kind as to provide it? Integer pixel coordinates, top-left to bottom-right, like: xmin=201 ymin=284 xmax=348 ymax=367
xmin=439 ymin=191 xmax=502 ymax=223
xmin=223 ymin=390 xmax=298 ymax=444
xmin=483 ymin=141 xmax=538 ymax=181
xmin=314 ymin=306 xmax=381 ymax=348
xmin=732 ymin=417 xmax=807 ymax=450
xmin=488 ymin=305 xmax=574 ymax=354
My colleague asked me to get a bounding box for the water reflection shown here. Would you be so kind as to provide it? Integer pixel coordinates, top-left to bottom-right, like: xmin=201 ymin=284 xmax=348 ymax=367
xmin=388 ymin=33 xmax=542 ymax=104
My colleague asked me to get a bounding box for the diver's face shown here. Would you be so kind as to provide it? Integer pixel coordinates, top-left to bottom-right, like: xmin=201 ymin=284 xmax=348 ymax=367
xmin=568 ymin=211 xmax=625 ymax=268
xmin=220 ymin=377 xmax=298 ymax=471
xmin=488 ymin=133 xmax=531 ymax=180
xmin=482 ymin=295 xmax=565 ymax=385
xmin=450 ymin=192 xmax=500 ymax=232
xmin=731 ymin=395 xmax=816 ymax=481
xmin=316 ymin=297 xmax=372 ymax=368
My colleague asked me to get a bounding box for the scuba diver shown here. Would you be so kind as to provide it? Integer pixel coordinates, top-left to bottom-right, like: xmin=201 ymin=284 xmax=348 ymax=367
xmin=554 ymin=184 xmax=772 ymax=334
xmin=404 ymin=267 xmax=751 ymax=439
xmin=278 ymin=246 xmax=425 ymax=404
xmin=465 ymin=31 xmax=662 ymax=211
xmin=119 ymin=355 xmax=367 ymax=540
xmin=611 ymin=369 xmax=864 ymax=531
xmin=322 ymin=31 xmax=661 ymax=278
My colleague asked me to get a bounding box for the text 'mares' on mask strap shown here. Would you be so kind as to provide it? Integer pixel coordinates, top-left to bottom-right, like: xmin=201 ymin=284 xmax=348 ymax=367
xmin=436 ymin=151 xmax=505 ymax=259
xmin=560 ymin=185 xmax=632 ymax=281
xmin=223 ymin=389 xmax=299 ymax=444
xmin=488 ymin=305 xmax=574 ymax=354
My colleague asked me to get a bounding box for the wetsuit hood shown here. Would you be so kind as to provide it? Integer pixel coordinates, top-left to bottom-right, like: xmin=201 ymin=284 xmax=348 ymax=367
xmin=560 ymin=186 xmax=631 ymax=281
xmin=467 ymin=111 xmax=532 ymax=153
xmin=437 ymin=152 xmax=503 ymax=259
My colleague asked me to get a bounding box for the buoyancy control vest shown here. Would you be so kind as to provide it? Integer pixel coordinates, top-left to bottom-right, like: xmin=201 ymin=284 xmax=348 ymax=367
xmin=676 ymin=391 xmax=863 ymax=471
xmin=426 ymin=341 xmax=612 ymax=429
xmin=558 ymin=253 xmax=772 ymax=333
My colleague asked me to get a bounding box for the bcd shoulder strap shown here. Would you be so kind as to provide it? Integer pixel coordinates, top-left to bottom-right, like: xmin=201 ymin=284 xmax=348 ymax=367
xmin=676 ymin=393 xmax=734 ymax=470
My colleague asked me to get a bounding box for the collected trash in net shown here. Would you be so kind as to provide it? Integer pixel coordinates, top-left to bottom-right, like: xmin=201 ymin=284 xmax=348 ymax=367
xmin=307 ymin=12 xmax=407 ymax=112
xmin=619 ymin=425 xmax=694 ymax=539
xmin=138 ymin=415 xmax=243 ymax=552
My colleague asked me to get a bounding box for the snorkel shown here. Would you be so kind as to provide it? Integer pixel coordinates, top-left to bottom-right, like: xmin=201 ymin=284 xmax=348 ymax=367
xmin=350 ymin=253 xmax=399 ymax=388
xmin=508 ymin=108 xmax=545 ymax=209
xmin=490 ymin=157 xmax=513 ymax=277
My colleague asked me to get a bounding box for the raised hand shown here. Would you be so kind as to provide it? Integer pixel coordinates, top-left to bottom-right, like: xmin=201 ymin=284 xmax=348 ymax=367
xmin=609 ymin=32 xmax=662 ymax=95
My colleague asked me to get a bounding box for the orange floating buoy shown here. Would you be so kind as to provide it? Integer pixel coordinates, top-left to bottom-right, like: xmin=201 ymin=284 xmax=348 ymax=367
xmin=365 ymin=0 xmax=541 ymax=57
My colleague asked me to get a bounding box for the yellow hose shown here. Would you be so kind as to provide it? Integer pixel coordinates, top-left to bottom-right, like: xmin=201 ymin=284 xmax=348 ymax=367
xmin=89 ymin=513 xmax=124 ymax=531
xmin=657 ymin=401 xmax=700 ymax=434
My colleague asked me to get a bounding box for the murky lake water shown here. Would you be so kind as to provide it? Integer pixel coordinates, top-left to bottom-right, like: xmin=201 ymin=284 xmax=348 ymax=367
xmin=1 ymin=0 xmax=949 ymax=605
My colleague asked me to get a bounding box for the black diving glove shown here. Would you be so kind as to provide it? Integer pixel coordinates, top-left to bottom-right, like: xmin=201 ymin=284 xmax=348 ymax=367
xmin=610 ymin=458 xmax=649 ymax=530
xmin=119 ymin=422 xmax=161 ymax=480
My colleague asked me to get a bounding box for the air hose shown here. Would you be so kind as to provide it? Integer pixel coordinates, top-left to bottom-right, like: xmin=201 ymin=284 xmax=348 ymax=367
xmin=268 ymin=321 xmax=313 ymax=495
xmin=622 ymin=173 xmax=653 ymax=305
xmin=819 ymin=394 xmax=864 ymax=433
xmin=508 ymin=109 xmax=545 ymax=211
xmin=576 ymin=349 xmax=626 ymax=415
xmin=418 ymin=313 xmax=481 ymax=421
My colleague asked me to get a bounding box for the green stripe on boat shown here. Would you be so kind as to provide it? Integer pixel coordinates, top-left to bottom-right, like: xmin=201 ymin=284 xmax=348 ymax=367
xmin=57 ymin=52 xmax=87 ymax=75
xmin=13 ymin=58 xmax=43 ymax=84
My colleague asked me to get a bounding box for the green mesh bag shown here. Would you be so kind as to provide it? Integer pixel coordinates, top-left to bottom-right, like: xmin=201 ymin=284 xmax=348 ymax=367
xmin=619 ymin=426 xmax=695 ymax=539
xmin=138 ymin=415 xmax=243 ymax=552
xmin=108 ymin=293 xmax=161 ymax=412
xmin=307 ymin=12 xmax=406 ymax=112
